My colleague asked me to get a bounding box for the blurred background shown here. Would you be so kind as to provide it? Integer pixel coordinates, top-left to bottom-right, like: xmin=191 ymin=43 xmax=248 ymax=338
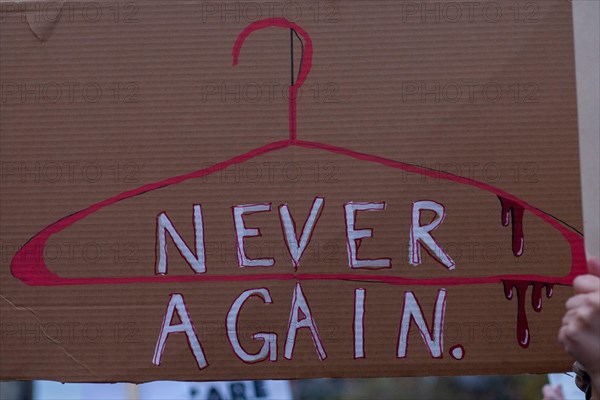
xmin=0 ymin=375 xmax=555 ymax=400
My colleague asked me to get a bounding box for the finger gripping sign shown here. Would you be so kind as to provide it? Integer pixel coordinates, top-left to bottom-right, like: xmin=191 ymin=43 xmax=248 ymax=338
xmin=0 ymin=1 xmax=585 ymax=382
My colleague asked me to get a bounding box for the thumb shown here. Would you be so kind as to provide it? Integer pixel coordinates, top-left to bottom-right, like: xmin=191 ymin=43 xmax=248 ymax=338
xmin=588 ymin=257 xmax=600 ymax=277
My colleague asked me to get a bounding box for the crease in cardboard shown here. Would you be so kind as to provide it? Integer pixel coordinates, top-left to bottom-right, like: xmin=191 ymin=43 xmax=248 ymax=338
xmin=0 ymin=294 xmax=99 ymax=378
xmin=1 ymin=0 xmax=67 ymax=41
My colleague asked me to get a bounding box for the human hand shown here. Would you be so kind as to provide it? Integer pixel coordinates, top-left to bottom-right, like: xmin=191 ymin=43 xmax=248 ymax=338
xmin=559 ymin=257 xmax=600 ymax=397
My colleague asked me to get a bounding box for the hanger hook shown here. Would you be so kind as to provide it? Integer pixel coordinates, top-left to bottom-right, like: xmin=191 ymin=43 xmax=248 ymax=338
xmin=233 ymin=18 xmax=313 ymax=90
xmin=232 ymin=18 xmax=313 ymax=142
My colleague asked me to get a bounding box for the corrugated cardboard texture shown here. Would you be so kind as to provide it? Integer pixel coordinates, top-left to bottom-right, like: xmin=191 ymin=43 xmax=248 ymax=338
xmin=0 ymin=0 xmax=586 ymax=382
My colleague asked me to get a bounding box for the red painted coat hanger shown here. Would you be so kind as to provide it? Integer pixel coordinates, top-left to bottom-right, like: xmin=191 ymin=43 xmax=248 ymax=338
xmin=11 ymin=19 xmax=586 ymax=347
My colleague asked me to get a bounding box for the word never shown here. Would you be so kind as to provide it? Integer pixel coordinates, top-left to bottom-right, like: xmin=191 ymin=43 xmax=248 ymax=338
xmin=155 ymin=197 xmax=455 ymax=273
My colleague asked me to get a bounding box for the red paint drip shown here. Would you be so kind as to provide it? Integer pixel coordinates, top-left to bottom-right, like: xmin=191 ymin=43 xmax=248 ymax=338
xmin=503 ymin=280 xmax=530 ymax=348
xmin=499 ymin=197 xmax=525 ymax=257
xmin=531 ymin=283 xmax=544 ymax=312
xmin=546 ymin=284 xmax=554 ymax=299
xmin=503 ymin=280 xmax=556 ymax=348
xmin=503 ymin=283 xmax=514 ymax=300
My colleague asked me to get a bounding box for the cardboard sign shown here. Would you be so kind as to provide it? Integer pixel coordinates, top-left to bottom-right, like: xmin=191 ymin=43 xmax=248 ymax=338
xmin=0 ymin=0 xmax=586 ymax=382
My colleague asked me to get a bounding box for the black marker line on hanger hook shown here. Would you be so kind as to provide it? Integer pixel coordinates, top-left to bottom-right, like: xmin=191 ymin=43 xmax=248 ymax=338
xmin=290 ymin=28 xmax=304 ymax=87
xmin=290 ymin=28 xmax=294 ymax=86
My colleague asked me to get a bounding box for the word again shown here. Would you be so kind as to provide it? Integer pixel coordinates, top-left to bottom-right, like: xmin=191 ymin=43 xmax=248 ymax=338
xmin=152 ymin=284 xmax=458 ymax=370
xmin=154 ymin=198 xmax=455 ymax=274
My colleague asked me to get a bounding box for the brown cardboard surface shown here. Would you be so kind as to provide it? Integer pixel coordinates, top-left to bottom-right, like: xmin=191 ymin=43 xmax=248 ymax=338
xmin=0 ymin=0 xmax=587 ymax=382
